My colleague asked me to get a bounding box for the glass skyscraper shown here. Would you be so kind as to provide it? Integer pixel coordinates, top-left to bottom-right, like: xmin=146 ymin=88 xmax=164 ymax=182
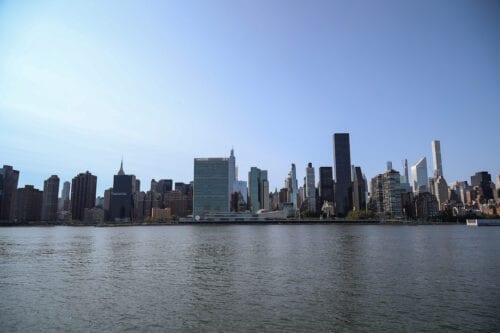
xmin=193 ymin=158 xmax=229 ymax=218
xmin=411 ymin=157 xmax=428 ymax=193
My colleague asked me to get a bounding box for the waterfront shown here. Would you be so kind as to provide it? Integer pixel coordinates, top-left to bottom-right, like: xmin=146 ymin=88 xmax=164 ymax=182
xmin=1 ymin=225 xmax=499 ymax=331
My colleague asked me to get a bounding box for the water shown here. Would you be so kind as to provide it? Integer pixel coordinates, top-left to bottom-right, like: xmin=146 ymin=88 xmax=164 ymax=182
xmin=0 ymin=225 xmax=499 ymax=332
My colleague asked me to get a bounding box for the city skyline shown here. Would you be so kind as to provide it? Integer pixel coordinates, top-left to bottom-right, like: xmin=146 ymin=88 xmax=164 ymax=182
xmin=1 ymin=1 xmax=499 ymax=194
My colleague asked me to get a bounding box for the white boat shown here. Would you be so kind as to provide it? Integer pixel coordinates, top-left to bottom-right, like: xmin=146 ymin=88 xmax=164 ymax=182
xmin=466 ymin=219 xmax=500 ymax=226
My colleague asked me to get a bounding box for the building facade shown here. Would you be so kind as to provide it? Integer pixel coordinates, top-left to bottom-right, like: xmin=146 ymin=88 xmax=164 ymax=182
xmin=14 ymin=185 xmax=43 ymax=222
xmin=318 ymin=167 xmax=334 ymax=206
xmin=248 ymin=167 xmax=269 ymax=213
xmin=434 ymin=175 xmax=448 ymax=210
xmin=193 ymin=158 xmax=229 ymax=218
xmin=431 ymin=140 xmax=443 ymax=178
xmin=353 ymin=166 xmax=366 ymax=211
xmin=333 ymin=133 xmax=352 ymax=216
xmin=383 ymin=169 xmax=402 ymax=217
xmin=471 ymin=171 xmax=494 ymax=202
xmin=109 ymin=161 xmax=136 ymax=222
xmin=411 ymin=157 xmax=428 ymax=193
xmin=71 ymin=171 xmax=97 ymax=221
xmin=305 ymin=163 xmax=316 ymax=212
xmin=42 ymin=175 xmax=60 ymax=221
xmin=0 ymin=165 xmax=20 ymax=221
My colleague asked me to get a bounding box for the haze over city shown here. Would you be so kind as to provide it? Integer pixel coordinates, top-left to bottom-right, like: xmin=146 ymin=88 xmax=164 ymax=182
xmin=1 ymin=0 xmax=499 ymax=195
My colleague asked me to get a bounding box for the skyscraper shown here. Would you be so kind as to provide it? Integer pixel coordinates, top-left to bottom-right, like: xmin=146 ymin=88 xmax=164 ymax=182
xmin=41 ymin=175 xmax=60 ymax=221
xmin=71 ymin=171 xmax=97 ymax=221
xmin=383 ymin=169 xmax=402 ymax=217
xmin=229 ymin=148 xmax=236 ymax=195
xmin=305 ymin=163 xmax=316 ymax=212
xmin=13 ymin=185 xmax=43 ymax=223
xmin=248 ymin=167 xmax=269 ymax=213
xmin=353 ymin=166 xmax=366 ymax=211
xmin=471 ymin=171 xmax=494 ymax=201
xmin=403 ymin=159 xmax=409 ymax=184
xmin=369 ymin=169 xmax=402 ymax=217
xmin=0 ymin=165 xmax=19 ymax=221
xmin=434 ymin=176 xmax=448 ymax=210
xmin=431 ymin=140 xmax=443 ymax=178
xmin=61 ymin=181 xmax=70 ymax=200
xmin=109 ymin=160 xmax=136 ymax=222
xmin=411 ymin=157 xmax=428 ymax=193
xmin=318 ymin=167 xmax=334 ymax=205
xmin=333 ymin=133 xmax=352 ymax=216
xmin=193 ymin=158 xmax=229 ymax=218
xmin=155 ymin=179 xmax=173 ymax=193
xmin=288 ymin=164 xmax=298 ymax=210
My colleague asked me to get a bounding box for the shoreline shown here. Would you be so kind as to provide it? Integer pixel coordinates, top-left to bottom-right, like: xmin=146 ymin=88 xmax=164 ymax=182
xmin=0 ymin=220 xmax=466 ymax=227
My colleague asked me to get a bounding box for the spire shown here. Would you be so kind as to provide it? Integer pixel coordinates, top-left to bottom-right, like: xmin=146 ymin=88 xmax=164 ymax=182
xmin=230 ymin=146 xmax=234 ymax=157
xmin=118 ymin=157 xmax=125 ymax=175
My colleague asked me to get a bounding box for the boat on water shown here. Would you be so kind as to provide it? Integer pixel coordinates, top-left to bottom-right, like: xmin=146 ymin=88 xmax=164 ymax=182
xmin=466 ymin=219 xmax=500 ymax=227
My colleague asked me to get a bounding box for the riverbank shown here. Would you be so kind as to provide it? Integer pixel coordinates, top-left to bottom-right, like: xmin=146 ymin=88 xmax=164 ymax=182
xmin=0 ymin=220 xmax=465 ymax=227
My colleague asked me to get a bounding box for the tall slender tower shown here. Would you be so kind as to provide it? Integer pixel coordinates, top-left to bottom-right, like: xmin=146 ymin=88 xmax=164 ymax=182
xmin=228 ymin=148 xmax=236 ymax=198
xmin=403 ymin=159 xmax=409 ymax=184
xmin=333 ymin=133 xmax=352 ymax=216
xmin=432 ymin=140 xmax=443 ymax=178
xmin=305 ymin=163 xmax=316 ymax=212
xmin=290 ymin=164 xmax=298 ymax=209
xmin=42 ymin=175 xmax=60 ymax=221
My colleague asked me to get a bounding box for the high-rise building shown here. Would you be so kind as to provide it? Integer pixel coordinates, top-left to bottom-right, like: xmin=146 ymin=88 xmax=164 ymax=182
xmin=471 ymin=171 xmax=494 ymax=201
xmin=193 ymin=158 xmax=229 ymax=218
xmin=155 ymin=179 xmax=173 ymax=193
xmin=164 ymin=190 xmax=190 ymax=217
xmin=318 ymin=167 xmax=334 ymax=206
xmin=41 ymin=175 xmax=60 ymax=221
xmin=61 ymin=181 xmax=70 ymax=200
xmin=432 ymin=140 xmax=443 ymax=178
xmin=383 ymin=169 xmax=402 ymax=217
xmin=229 ymin=148 xmax=236 ymax=195
xmin=403 ymin=159 xmax=409 ymax=184
xmin=369 ymin=174 xmax=384 ymax=213
xmin=369 ymin=169 xmax=402 ymax=217
xmin=13 ymin=185 xmax=43 ymax=223
xmin=290 ymin=164 xmax=298 ymax=209
xmin=248 ymin=167 xmax=269 ymax=212
xmin=109 ymin=160 xmax=136 ymax=222
xmin=60 ymin=181 xmax=71 ymax=211
xmin=353 ymin=166 xmax=366 ymax=211
xmin=233 ymin=181 xmax=248 ymax=205
xmin=0 ymin=165 xmax=20 ymax=221
xmin=434 ymin=176 xmax=448 ymax=210
xmin=414 ymin=192 xmax=438 ymax=219
xmin=305 ymin=163 xmax=316 ymax=212
xmin=333 ymin=133 xmax=352 ymax=216
xmin=411 ymin=157 xmax=428 ymax=193
xmin=71 ymin=171 xmax=97 ymax=221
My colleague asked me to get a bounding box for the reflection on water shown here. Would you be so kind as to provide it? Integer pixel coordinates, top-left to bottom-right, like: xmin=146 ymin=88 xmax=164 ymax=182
xmin=0 ymin=225 xmax=499 ymax=331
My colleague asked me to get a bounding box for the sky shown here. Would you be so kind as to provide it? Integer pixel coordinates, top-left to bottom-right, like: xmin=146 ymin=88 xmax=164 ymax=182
xmin=0 ymin=0 xmax=499 ymax=195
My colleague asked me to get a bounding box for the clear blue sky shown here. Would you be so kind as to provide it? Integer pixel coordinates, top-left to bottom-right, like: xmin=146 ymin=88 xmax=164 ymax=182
xmin=1 ymin=0 xmax=499 ymax=195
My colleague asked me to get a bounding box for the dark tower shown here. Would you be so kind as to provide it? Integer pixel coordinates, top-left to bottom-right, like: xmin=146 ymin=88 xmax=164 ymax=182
xmin=353 ymin=166 xmax=366 ymax=211
xmin=333 ymin=133 xmax=352 ymax=216
xmin=71 ymin=171 xmax=97 ymax=221
xmin=0 ymin=165 xmax=20 ymax=221
xmin=42 ymin=175 xmax=60 ymax=221
xmin=109 ymin=160 xmax=136 ymax=222
xmin=319 ymin=167 xmax=334 ymax=205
